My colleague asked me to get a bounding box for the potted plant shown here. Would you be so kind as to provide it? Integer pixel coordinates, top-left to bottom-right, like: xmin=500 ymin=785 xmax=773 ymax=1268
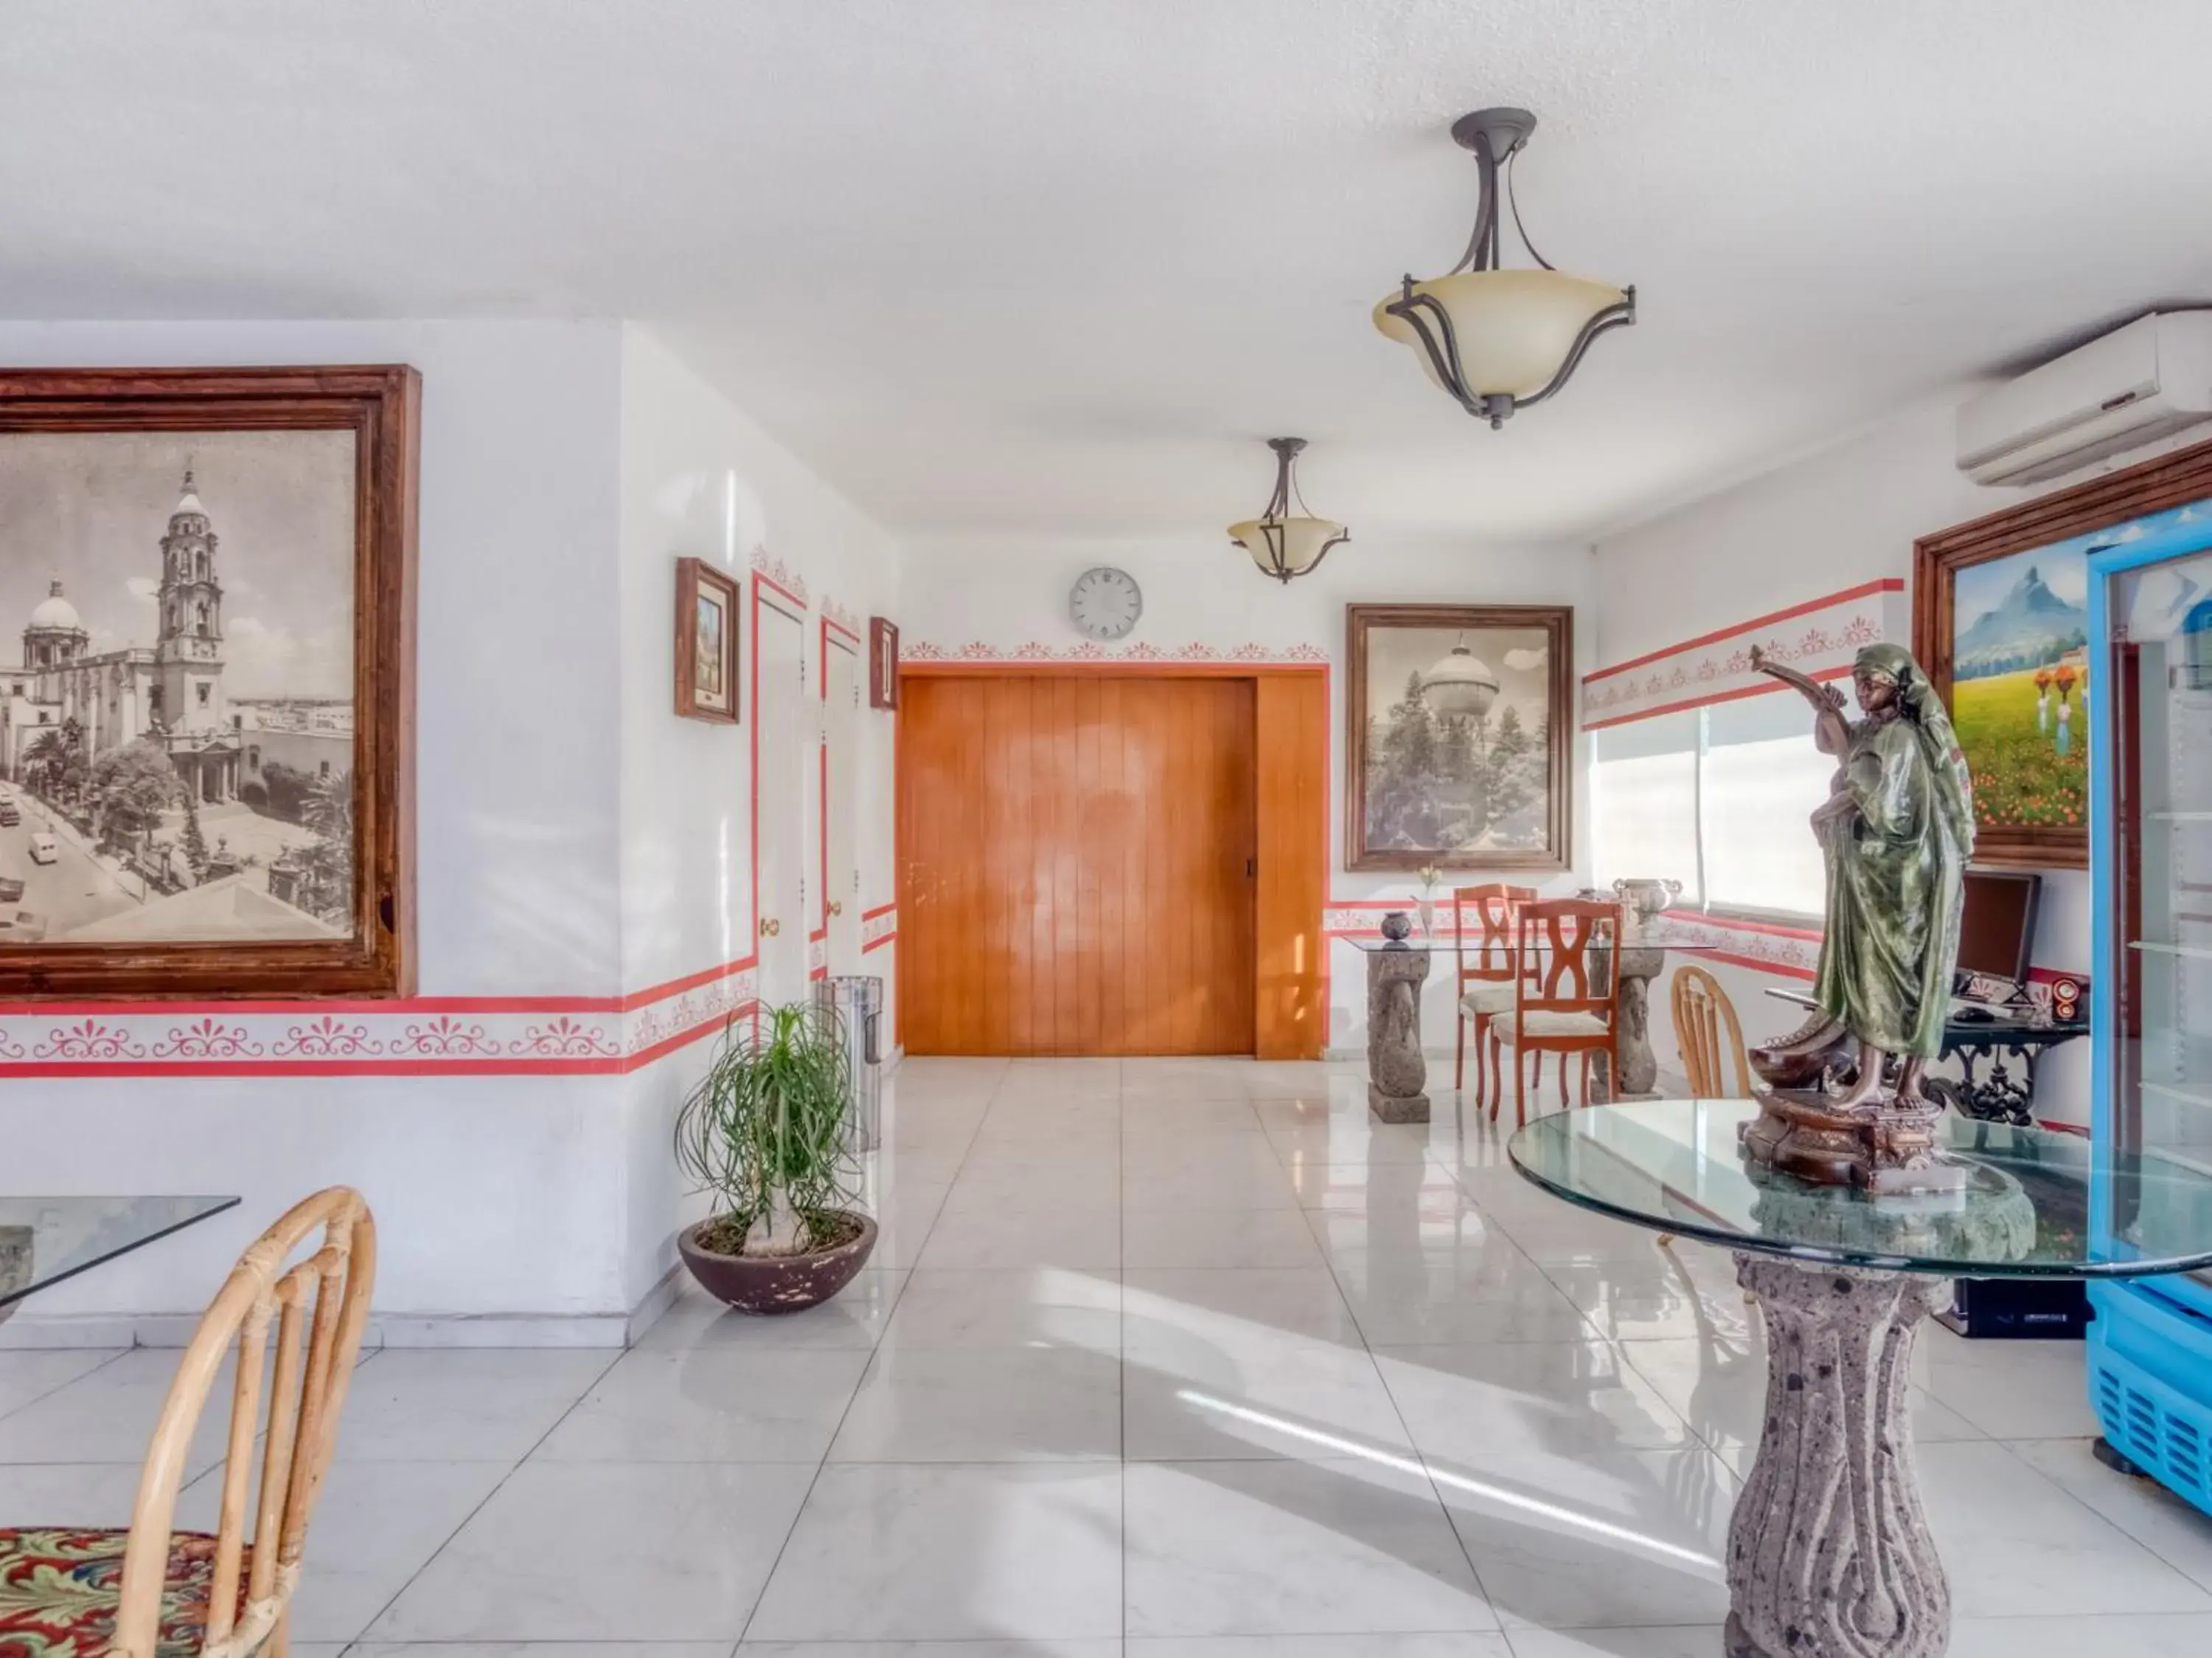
xmin=672 ymin=1002 xmax=875 ymax=1314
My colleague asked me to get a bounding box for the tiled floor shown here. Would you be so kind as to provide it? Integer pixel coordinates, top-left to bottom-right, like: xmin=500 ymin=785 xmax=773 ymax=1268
xmin=7 ymin=1055 xmax=2212 ymax=1655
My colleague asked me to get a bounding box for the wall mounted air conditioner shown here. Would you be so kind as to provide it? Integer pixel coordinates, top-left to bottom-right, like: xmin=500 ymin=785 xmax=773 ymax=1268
xmin=1956 ymin=311 xmax=2212 ymax=487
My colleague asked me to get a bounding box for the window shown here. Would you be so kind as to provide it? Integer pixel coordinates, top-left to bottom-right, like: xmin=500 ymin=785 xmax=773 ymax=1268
xmin=196 ymin=682 xmax=211 ymax=707
xmin=1593 ymin=693 xmax=1830 ymax=922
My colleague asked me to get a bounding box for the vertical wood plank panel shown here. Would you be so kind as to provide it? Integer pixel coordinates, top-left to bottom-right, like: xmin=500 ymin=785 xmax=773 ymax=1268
xmin=1254 ymin=673 xmax=1328 ymax=1059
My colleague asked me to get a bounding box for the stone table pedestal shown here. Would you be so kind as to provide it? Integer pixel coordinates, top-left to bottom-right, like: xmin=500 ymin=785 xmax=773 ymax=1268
xmin=1725 ymin=1255 xmax=1951 ymax=1658
xmin=1365 ymin=943 xmax=1433 ymax=1123
xmin=1612 ymin=942 xmax=1667 ymax=1096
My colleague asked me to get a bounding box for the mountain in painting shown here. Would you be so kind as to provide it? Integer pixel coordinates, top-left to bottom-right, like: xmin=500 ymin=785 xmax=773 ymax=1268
xmin=1954 ymin=564 xmax=2087 ymax=679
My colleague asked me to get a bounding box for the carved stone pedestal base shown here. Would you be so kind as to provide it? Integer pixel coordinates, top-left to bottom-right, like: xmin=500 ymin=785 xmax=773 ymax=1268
xmin=1364 ymin=945 xmax=1432 ymax=1125
xmin=1725 ymin=1255 xmax=1950 ymax=1658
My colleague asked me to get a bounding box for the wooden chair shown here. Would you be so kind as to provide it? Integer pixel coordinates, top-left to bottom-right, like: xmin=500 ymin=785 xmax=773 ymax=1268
xmin=1672 ymin=964 xmax=1754 ymax=1097
xmin=1451 ymin=883 xmax=1536 ymax=1100
xmin=1487 ymin=898 xmax=1623 ymax=1126
xmin=0 ymin=1188 xmax=375 ymax=1658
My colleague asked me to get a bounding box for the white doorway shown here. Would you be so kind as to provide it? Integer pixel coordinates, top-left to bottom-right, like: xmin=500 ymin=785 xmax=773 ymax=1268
xmin=754 ymin=582 xmax=810 ymax=1006
xmin=822 ymin=624 xmax=861 ymax=974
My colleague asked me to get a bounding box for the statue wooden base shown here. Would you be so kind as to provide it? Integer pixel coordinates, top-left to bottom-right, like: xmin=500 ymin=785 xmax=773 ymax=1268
xmin=1739 ymin=1086 xmax=1968 ymax=1196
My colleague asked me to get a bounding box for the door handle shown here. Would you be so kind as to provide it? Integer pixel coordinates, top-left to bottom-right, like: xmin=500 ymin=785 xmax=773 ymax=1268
xmin=761 ymin=918 xmax=782 ymax=937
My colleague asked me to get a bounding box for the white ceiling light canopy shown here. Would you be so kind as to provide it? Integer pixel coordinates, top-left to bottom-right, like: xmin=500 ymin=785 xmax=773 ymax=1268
xmin=1227 ymin=437 xmax=1348 ymax=584
xmin=1374 ymin=107 xmax=1635 ymax=430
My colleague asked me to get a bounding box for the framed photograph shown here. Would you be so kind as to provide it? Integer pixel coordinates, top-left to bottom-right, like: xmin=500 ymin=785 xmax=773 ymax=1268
xmin=1345 ymin=603 xmax=1573 ymax=872
xmin=675 ymin=558 xmax=740 ymax=724
xmin=1913 ymin=435 xmax=2212 ymax=869
xmin=0 ymin=365 xmax=418 ymax=998
xmin=869 ymin=616 xmax=899 ymax=710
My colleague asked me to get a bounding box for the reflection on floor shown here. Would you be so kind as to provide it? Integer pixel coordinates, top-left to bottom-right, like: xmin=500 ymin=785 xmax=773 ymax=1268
xmin=5 ymin=1057 xmax=2212 ymax=1655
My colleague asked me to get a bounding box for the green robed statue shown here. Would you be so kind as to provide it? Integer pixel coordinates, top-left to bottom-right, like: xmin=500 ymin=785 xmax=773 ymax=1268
xmin=1750 ymin=642 xmax=1977 ymax=1110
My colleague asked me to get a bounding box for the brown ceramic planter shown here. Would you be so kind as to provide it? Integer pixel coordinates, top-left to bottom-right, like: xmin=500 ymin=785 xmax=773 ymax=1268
xmin=677 ymin=1212 xmax=877 ymax=1315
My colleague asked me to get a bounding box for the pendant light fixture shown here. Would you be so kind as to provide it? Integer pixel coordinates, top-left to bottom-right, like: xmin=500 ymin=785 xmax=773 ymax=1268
xmin=1374 ymin=107 xmax=1634 ymax=429
xmin=1228 ymin=437 xmax=1348 ymax=584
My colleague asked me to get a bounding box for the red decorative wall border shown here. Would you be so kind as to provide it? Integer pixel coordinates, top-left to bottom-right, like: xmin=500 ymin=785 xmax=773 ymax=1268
xmin=1582 ymin=579 xmax=1907 ymax=730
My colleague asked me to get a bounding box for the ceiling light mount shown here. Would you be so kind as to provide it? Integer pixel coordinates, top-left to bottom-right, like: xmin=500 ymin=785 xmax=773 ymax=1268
xmin=1375 ymin=105 xmax=1635 ymax=429
xmin=1227 ymin=436 xmax=1348 ymax=586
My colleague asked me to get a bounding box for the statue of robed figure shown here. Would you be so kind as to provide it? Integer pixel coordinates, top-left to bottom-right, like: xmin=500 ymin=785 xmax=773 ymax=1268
xmin=1742 ymin=642 xmax=1978 ymax=1190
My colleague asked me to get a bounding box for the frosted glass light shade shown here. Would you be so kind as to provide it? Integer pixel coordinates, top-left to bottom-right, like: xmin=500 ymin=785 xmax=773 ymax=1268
xmin=1374 ymin=268 xmax=1627 ymax=398
xmin=1228 ymin=515 xmax=1345 ymax=577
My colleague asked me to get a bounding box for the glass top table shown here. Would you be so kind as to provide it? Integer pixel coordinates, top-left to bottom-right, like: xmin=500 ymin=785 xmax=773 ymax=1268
xmin=1507 ymin=1101 xmax=2212 ymax=1657
xmin=1508 ymin=1098 xmax=2212 ymax=1277
xmin=0 ymin=1195 xmax=240 ymax=1311
xmin=1342 ymin=930 xmax=1720 ymax=954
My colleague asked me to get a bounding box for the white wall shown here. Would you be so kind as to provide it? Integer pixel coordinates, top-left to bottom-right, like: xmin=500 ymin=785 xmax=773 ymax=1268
xmin=0 ymin=319 xmax=905 ymax=1337
xmin=0 ymin=319 xmax=632 ymax=1329
xmin=1590 ymin=398 xmax=2208 ymax=1120
xmin=614 ymin=325 xmax=902 ymax=1308
xmin=899 ymin=531 xmax=1598 ymax=1051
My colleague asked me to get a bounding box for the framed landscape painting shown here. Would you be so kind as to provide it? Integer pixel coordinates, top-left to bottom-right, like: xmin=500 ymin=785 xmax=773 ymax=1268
xmin=1345 ymin=603 xmax=1573 ymax=872
xmin=1915 ymin=436 xmax=2212 ymax=868
xmin=675 ymin=557 xmax=740 ymax=724
xmin=0 ymin=367 xmax=417 ymax=997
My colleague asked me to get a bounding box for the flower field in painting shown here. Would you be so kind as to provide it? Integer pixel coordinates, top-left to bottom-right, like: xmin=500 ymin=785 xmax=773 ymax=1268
xmin=1950 ymin=666 xmax=2087 ymax=829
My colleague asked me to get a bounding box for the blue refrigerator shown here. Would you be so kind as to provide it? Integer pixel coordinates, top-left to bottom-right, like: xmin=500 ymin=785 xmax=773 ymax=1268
xmin=2087 ymin=514 xmax=2212 ymax=1518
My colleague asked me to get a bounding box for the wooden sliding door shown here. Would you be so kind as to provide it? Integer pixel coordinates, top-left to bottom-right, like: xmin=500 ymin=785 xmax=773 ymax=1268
xmin=899 ymin=674 xmax=1257 ymax=1055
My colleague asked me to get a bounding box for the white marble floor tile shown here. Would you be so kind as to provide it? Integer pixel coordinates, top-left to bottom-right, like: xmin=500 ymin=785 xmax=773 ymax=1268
xmin=1920 ymin=1439 xmax=2212 ymax=1616
xmin=1124 ymin=1457 xmax=1495 ymax=1637
xmin=1374 ymin=1341 xmax=1696 ymax=1467
xmin=746 ymin=1643 xmax=1119 ymax=1657
xmin=1125 ymin=1323 xmax=1413 ymax=1463
xmin=1122 ymin=1145 xmax=1300 ymax=1211
xmin=943 ymin=1158 xmax=1119 ymax=1211
xmin=1540 ymin=1246 xmax=1756 ymax=1345
xmin=0 ymin=1460 xmax=148 ymax=1526
xmin=0 ymin=1345 xmax=238 ymax=1472
xmin=1330 ymin=1247 xmax=1597 ymax=1347
xmin=2006 ymin=1437 xmax=2212 ymax=1592
xmin=1287 ymin=1159 xmax=1470 ymax=1212
xmin=1130 ymin=1637 xmax=1512 ymax=1657
xmin=532 ymin=1346 xmax=870 ymax=1463
xmin=1921 ymin=1332 xmax=2101 ymax=1439
xmin=1498 ymin=1631 xmax=1720 ymax=1657
xmin=1265 ymin=1118 xmax=1439 ymax=1166
xmin=880 ymin=1266 xmax=1122 ymax=1352
xmin=1122 ymin=1098 xmax=1265 ymax=1135
xmin=1123 ymin=1267 xmax=1363 ymax=1347
xmin=829 ymin=1344 xmax=1121 ymax=1462
xmin=917 ymin=1200 xmax=1121 ymax=1269
xmin=743 ymin=1463 xmax=1124 ymax=1643
xmin=1946 ymin=1613 xmax=2212 ymax=1657
xmin=1430 ymin=1441 xmax=1736 ymax=1630
xmin=636 ymin=1270 xmax=908 ymax=1351
xmin=858 ymin=1178 xmax=950 ymax=1270
xmin=366 ymin=1460 xmax=815 ymax=1640
xmin=179 ymin=1458 xmax=512 ymax=1642
xmin=1121 ymin=1206 xmax=1326 ymax=1270
xmin=1306 ymin=1198 xmax=1517 ymax=1261
xmin=0 ymin=1348 xmax=125 ymax=1419
xmin=332 ymin=1347 xmax=612 ymax=1461
xmin=358 ymin=1645 xmax=728 ymax=1658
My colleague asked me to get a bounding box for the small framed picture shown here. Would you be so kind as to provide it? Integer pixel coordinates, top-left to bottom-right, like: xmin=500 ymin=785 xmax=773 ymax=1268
xmin=869 ymin=617 xmax=900 ymax=710
xmin=675 ymin=558 xmax=740 ymax=724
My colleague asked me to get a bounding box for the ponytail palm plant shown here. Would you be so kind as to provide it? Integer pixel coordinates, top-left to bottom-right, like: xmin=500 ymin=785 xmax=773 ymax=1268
xmin=675 ymin=1002 xmax=858 ymax=1258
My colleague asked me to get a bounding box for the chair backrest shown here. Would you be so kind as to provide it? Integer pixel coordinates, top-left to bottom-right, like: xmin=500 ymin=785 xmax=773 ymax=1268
xmin=1453 ymin=884 xmax=1536 ymax=987
xmin=1514 ymin=898 xmax=1621 ymax=1023
xmin=115 ymin=1188 xmax=376 ymax=1658
xmin=1672 ymin=965 xmax=1753 ymax=1097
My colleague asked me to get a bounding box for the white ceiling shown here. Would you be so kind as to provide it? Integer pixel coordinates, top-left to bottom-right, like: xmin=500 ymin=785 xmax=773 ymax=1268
xmin=7 ymin=1 xmax=2212 ymax=546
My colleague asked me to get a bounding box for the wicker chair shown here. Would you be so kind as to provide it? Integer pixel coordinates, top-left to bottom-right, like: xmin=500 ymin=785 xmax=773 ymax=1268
xmin=0 ymin=1188 xmax=375 ymax=1658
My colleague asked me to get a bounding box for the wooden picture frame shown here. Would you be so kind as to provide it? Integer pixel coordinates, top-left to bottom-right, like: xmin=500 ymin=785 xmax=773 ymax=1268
xmin=1913 ymin=434 xmax=2212 ymax=869
xmin=869 ymin=617 xmax=900 ymax=710
xmin=674 ymin=557 xmax=741 ymax=725
xmin=1345 ymin=603 xmax=1573 ymax=872
xmin=0 ymin=365 xmax=418 ymax=999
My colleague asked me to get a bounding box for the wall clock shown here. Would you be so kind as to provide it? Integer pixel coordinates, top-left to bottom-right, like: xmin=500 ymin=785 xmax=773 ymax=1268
xmin=1069 ymin=566 xmax=1143 ymax=641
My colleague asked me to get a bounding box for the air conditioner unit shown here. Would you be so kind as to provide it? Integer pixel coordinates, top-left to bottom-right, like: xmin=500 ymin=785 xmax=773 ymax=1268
xmin=1956 ymin=312 xmax=2212 ymax=487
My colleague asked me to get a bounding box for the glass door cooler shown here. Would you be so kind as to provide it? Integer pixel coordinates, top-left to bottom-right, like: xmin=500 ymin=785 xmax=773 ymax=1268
xmin=2089 ymin=518 xmax=2212 ymax=1518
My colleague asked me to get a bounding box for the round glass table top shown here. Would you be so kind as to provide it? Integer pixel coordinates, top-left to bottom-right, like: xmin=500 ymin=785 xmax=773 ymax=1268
xmin=1341 ymin=931 xmax=1718 ymax=954
xmin=1508 ymin=1100 xmax=2212 ymax=1278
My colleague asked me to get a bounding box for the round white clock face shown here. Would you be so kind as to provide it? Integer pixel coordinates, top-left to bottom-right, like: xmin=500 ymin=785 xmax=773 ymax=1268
xmin=1069 ymin=566 xmax=1143 ymax=641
